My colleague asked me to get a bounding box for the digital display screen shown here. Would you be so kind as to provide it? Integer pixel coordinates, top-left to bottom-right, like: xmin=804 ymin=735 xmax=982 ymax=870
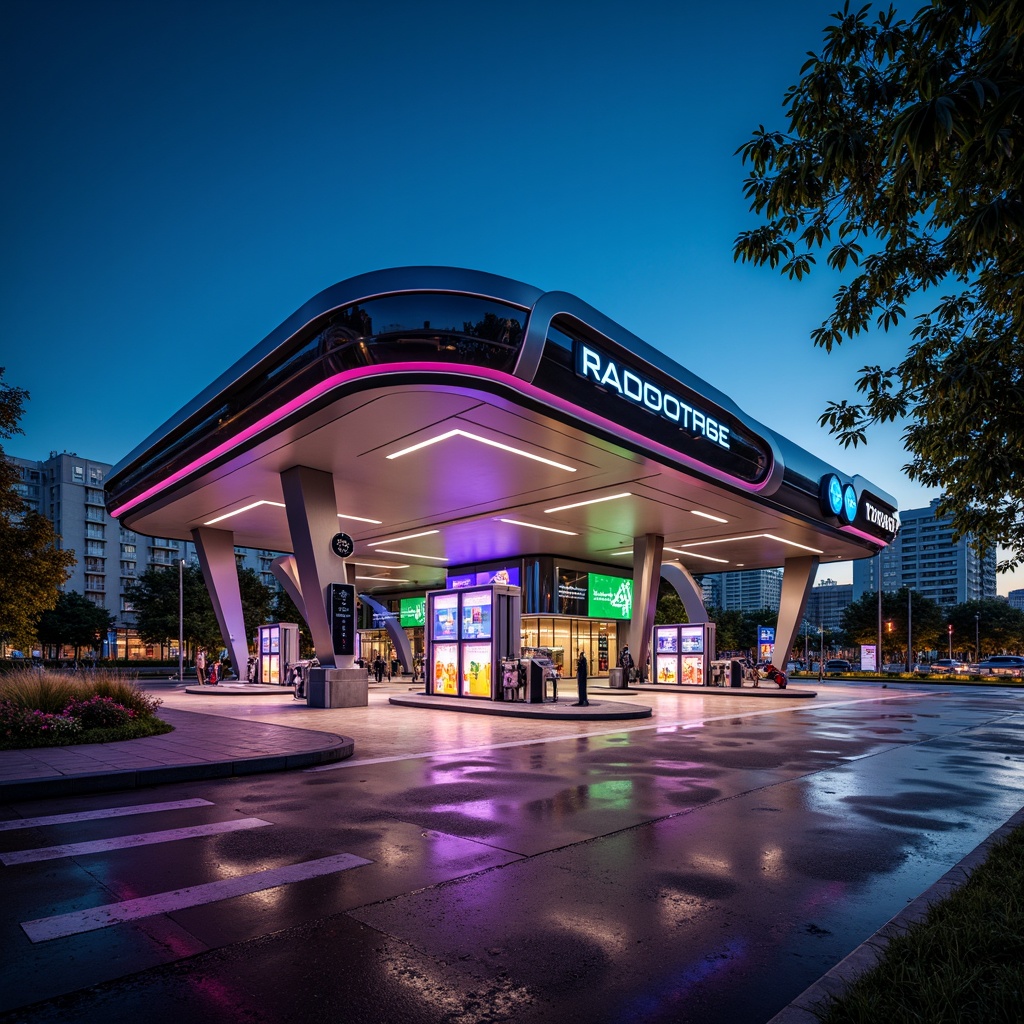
xmin=679 ymin=626 xmax=704 ymax=654
xmin=588 ymin=573 xmax=633 ymax=619
xmin=448 ymin=566 xmax=520 ymax=589
xmin=680 ymin=655 xmax=704 ymax=685
xmin=400 ymin=597 xmax=425 ymax=628
xmin=656 ymin=627 xmax=678 ymax=654
xmin=432 ymin=593 xmax=458 ymax=641
xmin=461 ymin=590 xmax=492 ymax=639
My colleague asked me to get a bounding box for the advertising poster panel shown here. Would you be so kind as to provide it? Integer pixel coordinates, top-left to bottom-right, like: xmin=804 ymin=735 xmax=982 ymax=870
xmin=448 ymin=566 xmax=520 ymax=589
xmin=655 ymin=655 xmax=678 ymax=684
xmin=861 ymin=644 xmax=877 ymax=672
xmin=462 ymin=642 xmax=492 ymax=697
xmin=432 ymin=643 xmax=458 ymax=694
xmin=461 ymin=590 xmax=492 ymax=639
xmin=680 ymin=655 xmax=704 ymax=685
xmin=432 ymin=593 xmax=458 ymax=641
xmin=655 ymin=626 xmax=678 ymax=653
xmin=758 ymin=625 xmax=776 ymax=664
xmin=679 ymin=625 xmax=704 ymax=653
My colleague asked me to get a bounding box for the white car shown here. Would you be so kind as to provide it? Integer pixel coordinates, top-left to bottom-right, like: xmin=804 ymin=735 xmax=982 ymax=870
xmin=928 ymin=659 xmax=970 ymax=674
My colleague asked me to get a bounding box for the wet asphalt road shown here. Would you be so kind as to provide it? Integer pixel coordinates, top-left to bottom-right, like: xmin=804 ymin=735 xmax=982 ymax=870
xmin=1 ymin=684 xmax=1022 ymax=1024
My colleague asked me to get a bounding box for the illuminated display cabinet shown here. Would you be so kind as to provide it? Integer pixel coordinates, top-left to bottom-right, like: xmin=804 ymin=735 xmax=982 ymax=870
xmin=426 ymin=584 xmax=521 ymax=700
xmin=653 ymin=623 xmax=717 ymax=686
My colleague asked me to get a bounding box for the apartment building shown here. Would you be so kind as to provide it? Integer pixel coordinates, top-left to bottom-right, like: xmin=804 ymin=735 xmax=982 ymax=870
xmin=853 ymin=497 xmax=996 ymax=607
xmin=9 ymin=451 xmax=282 ymax=636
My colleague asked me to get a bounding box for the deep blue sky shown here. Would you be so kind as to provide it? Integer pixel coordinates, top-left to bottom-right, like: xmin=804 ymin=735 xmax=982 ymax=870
xmin=5 ymin=1 xmax=1003 ymax=589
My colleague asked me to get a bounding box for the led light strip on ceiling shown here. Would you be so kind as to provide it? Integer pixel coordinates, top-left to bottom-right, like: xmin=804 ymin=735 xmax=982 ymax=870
xmin=498 ymin=518 xmax=577 ymax=536
xmin=543 ymin=493 xmax=631 ymax=513
xmin=386 ymin=428 xmax=577 ymax=472
xmin=203 ymin=501 xmax=381 ymax=527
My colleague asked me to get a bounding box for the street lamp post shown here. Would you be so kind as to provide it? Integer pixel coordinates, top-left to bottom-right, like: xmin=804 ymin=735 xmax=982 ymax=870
xmin=975 ymin=613 xmax=980 ymax=662
xmin=178 ymin=558 xmax=184 ymax=683
xmin=948 ymin=624 xmax=953 ymax=660
xmin=907 ymin=590 xmax=913 ymax=673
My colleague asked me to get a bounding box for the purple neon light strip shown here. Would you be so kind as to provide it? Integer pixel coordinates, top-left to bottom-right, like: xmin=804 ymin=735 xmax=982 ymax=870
xmin=112 ymin=361 xmax=776 ymax=520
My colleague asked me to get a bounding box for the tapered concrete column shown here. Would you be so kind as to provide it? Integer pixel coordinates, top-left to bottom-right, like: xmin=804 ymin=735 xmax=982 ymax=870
xmin=629 ymin=534 xmax=664 ymax=674
xmin=190 ymin=526 xmax=250 ymax=680
xmin=270 ymin=554 xmax=306 ymax=622
xmin=660 ymin=561 xmax=709 ymax=624
xmin=280 ymin=465 xmax=347 ymax=668
xmin=775 ymin=555 xmax=820 ymax=667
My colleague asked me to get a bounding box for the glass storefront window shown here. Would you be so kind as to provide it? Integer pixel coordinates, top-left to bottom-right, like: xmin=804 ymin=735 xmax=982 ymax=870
xmin=520 ymin=616 xmax=623 ymax=676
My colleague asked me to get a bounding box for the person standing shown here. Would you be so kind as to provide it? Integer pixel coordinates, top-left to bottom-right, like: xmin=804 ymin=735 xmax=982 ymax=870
xmin=573 ymin=649 xmax=589 ymax=706
xmin=195 ymin=648 xmax=206 ymax=685
xmin=619 ymin=644 xmax=635 ymax=682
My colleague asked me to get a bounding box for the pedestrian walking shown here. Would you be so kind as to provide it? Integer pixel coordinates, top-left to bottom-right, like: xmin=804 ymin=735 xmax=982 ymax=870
xmin=195 ymin=648 xmax=206 ymax=685
xmin=573 ymin=649 xmax=589 ymax=706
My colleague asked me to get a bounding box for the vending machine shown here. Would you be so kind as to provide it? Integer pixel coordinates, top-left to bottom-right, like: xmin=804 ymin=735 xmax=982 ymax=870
xmin=425 ymin=585 xmax=521 ymax=699
xmin=257 ymin=622 xmax=299 ymax=685
xmin=652 ymin=622 xmax=717 ymax=686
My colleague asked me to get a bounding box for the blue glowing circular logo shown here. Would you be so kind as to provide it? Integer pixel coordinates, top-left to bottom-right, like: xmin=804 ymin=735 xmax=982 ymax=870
xmin=842 ymin=484 xmax=858 ymax=524
xmin=827 ymin=476 xmax=843 ymax=515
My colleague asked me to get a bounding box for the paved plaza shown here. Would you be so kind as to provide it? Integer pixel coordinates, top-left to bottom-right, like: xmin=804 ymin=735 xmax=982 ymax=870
xmin=1 ymin=679 xmax=1022 ymax=1023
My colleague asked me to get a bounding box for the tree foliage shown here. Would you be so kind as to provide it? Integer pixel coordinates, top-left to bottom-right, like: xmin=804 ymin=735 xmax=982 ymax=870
xmin=127 ymin=562 xmax=273 ymax=658
xmin=36 ymin=590 xmax=115 ymax=658
xmin=843 ymin=586 xmax=948 ymax=655
xmin=0 ymin=368 xmax=75 ymax=648
xmin=734 ymin=2 xmax=1024 ymax=567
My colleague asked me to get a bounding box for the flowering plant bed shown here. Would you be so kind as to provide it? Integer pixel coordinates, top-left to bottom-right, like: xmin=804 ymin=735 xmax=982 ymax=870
xmin=0 ymin=670 xmax=173 ymax=749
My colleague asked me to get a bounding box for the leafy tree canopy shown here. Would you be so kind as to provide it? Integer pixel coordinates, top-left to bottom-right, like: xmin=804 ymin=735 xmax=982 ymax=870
xmin=128 ymin=562 xmax=273 ymax=660
xmin=36 ymin=590 xmax=115 ymax=658
xmin=735 ymin=2 xmax=1024 ymax=568
xmin=0 ymin=368 xmax=75 ymax=647
xmin=842 ymin=587 xmax=947 ymax=652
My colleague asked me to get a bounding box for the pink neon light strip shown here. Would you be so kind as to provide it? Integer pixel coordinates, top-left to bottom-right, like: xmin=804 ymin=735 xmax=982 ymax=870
xmin=111 ymin=361 xmax=776 ymax=520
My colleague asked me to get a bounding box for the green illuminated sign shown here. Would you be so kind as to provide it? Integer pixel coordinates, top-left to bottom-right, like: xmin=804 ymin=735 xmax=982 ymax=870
xmin=400 ymin=597 xmax=426 ymax=628
xmin=588 ymin=573 xmax=633 ymax=619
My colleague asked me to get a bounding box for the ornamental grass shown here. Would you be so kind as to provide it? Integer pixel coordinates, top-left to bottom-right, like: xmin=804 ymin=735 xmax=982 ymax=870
xmin=0 ymin=668 xmax=171 ymax=748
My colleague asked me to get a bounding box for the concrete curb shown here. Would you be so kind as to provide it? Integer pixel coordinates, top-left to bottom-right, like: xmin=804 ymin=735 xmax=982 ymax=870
xmin=388 ymin=693 xmax=653 ymax=720
xmin=766 ymin=805 xmax=1024 ymax=1023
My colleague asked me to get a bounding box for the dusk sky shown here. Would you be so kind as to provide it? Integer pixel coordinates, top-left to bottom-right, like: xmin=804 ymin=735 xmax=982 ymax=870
xmin=4 ymin=1 xmax=1009 ymax=590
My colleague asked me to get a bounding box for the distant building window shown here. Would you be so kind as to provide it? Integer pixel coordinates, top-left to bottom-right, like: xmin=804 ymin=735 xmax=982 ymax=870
xmin=72 ymin=466 xmax=84 ymax=482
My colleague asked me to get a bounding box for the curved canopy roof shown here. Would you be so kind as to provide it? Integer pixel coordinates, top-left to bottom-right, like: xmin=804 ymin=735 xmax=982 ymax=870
xmin=106 ymin=267 xmax=899 ymax=593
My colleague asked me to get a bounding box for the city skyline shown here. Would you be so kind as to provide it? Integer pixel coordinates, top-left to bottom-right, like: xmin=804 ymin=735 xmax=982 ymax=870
xmin=5 ymin=1 xmax=1017 ymax=592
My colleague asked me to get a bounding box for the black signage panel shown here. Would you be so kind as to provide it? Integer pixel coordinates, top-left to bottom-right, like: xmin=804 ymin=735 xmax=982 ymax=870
xmin=557 ymin=568 xmax=588 ymax=616
xmin=331 ymin=532 xmax=354 ymax=558
xmin=331 ymin=583 xmax=355 ymax=656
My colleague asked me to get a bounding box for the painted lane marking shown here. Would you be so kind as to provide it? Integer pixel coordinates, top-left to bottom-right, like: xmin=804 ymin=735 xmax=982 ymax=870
xmin=0 ymin=799 xmax=215 ymax=832
xmin=305 ymin=692 xmax=940 ymax=771
xmin=1 ymin=818 xmax=273 ymax=866
xmin=21 ymin=852 xmax=373 ymax=942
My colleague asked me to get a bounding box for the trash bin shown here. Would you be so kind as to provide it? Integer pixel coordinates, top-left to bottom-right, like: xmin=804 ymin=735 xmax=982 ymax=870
xmin=609 ymin=667 xmax=625 ymax=689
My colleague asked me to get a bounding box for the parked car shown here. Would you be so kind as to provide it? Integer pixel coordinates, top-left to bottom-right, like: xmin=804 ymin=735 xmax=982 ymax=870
xmin=823 ymin=659 xmax=853 ymax=675
xmin=928 ymin=659 xmax=970 ymax=674
xmin=972 ymin=656 xmax=1024 ymax=676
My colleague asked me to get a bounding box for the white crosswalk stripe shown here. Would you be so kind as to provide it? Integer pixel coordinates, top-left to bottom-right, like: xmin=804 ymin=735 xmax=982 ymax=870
xmin=0 ymin=798 xmax=214 ymax=832
xmin=1 ymin=818 xmax=273 ymax=865
xmin=21 ymin=853 xmax=373 ymax=942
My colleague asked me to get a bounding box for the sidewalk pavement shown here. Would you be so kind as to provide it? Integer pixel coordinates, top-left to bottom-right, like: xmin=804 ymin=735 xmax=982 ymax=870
xmin=0 ymin=707 xmax=354 ymax=802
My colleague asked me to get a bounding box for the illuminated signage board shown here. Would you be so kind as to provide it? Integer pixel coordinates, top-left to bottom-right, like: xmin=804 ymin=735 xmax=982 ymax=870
xmin=447 ymin=566 xmax=520 ymax=589
xmin=557 ymin=569 xmax=589 ymax=615
xmin=576 ymin=342 xmax=730 ymax=449
xmin=588 ymin=573 xmax=633 ymax=620
xmin=432 ymin=592 xmax=458 ymax=641
xmin=399 ymin=597 xmax=425 ymax=628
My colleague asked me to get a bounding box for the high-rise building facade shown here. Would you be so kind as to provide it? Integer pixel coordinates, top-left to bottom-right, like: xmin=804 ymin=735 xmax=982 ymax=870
xmin=804 ymin=578 xmax=853 ymax=633
xmin=852 ymin=497 xmax=996 ymax=607
xmin=702 ymin=569 xmax=782 ymax=613
xmin=9 ymin=451 xmax=282 ymax=637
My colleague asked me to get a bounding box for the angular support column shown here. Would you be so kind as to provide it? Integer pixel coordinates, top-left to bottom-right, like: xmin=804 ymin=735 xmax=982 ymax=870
xmin=280 ymin=465 xmax=347 ymax=668
xmin=630 ymin=534 xmax=664 ymax=675
xmin=774 ymin=555 xmax=820 ymax=668
xmin=191 ymin=526 xmax=250 ymax=680
xmin=660 ymin=561 xmax=709 ymax=624
xmin=270 ymin=554 xmax=306 ymax=623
